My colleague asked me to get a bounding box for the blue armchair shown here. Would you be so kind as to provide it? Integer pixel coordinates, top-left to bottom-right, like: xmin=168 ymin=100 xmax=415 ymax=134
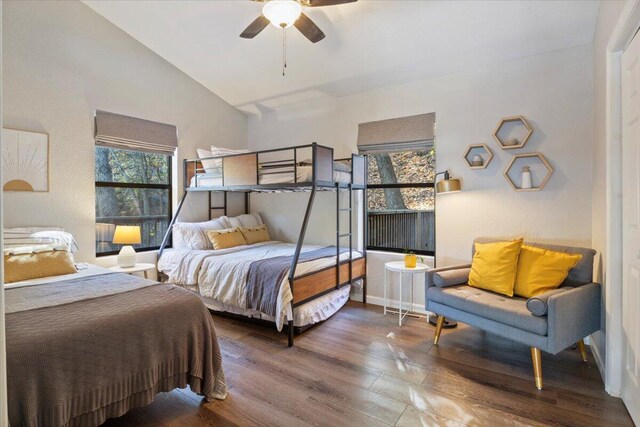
xmin=425 ymin=238 xmax=601 ymax=390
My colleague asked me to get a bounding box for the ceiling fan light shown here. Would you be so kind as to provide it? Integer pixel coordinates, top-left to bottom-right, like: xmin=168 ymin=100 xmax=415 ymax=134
xmin=263 ymin=0 xmax=302 ymax=29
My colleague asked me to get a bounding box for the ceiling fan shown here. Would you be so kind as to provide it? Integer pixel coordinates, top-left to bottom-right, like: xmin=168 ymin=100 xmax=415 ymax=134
xmin=240 ymin=0 xmax=358 ymax=44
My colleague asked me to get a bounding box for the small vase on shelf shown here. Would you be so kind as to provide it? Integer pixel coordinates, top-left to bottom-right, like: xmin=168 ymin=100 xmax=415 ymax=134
xmin=521 ymin=166 xmax=533 ymax=189
xmin=470 ymin=155 xmax=483 ymax=167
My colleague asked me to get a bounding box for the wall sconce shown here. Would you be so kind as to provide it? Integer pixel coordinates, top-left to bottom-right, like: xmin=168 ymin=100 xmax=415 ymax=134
xmin=435 ymin=170 xmax=462 ymax=194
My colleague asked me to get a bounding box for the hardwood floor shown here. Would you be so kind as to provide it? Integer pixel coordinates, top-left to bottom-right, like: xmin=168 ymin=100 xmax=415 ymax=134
xmin=103 ymin=302 xmax=633 ymax=426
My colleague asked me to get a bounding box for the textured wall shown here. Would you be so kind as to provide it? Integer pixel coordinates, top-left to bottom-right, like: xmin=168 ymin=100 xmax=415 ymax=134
xmin=249 ymin=45 xmax=594 ymax=305
xmin=2 ymin=1 xmax=247 ymax=261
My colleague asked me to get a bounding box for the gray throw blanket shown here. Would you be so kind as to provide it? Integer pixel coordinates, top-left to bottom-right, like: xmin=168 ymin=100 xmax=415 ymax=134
xmin=246 ymin=246 xmax=348 ymax=315
xmin=6 ymin=272 xmax=227 ymax=427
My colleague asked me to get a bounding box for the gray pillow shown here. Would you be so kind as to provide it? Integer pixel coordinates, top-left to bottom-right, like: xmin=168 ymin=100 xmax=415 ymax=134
xmin=433 ymin=268 xmax=471 ymax=288
xmin=526 ymin=287 xmax=574 ymax=316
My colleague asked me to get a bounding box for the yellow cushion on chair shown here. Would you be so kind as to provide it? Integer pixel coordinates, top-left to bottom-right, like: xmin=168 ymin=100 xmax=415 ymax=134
xmin=468 ymin=239 xmax=524 ymax=297
xmin=514 ymin=245 xmax=582 ymax=298
xmin=206 ymin=228 xmax=247 ymax=250
xmin=239 ymin=224 xmax=271 ymax=245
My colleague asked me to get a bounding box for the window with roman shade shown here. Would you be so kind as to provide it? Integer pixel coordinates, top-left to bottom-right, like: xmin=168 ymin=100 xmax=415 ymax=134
xmin=358 ymin=113 xmax=436 ymax=255
xmin=94 ymin=110 xmax=176 ymax=256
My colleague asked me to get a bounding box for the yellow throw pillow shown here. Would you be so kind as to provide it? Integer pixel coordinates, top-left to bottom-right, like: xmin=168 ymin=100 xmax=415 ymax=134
xmin=206 ymin=228 xmax=247 ymax=250
xmin=468 ymin=239 xmax=524 ymax=297
xmin=514 ymin=245 xmax=582 ymax=298
xmin=4 ymin=244 xmax=77 ymax=283
xmin=239 ymin=224 xmax=271 ymax=245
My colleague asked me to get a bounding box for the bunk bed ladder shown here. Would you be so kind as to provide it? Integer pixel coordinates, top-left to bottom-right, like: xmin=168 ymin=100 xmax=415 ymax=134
xmin=336 ymin=183 xmax=354 ymax=290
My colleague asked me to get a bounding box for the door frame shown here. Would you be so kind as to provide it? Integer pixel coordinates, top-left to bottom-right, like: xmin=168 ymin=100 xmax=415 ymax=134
xmin=605 ymin=0 xmax=640 ymax=397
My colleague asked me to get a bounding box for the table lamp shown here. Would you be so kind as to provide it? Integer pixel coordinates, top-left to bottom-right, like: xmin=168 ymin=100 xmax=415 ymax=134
xmin=113 ymin=225 xmax=141 ymax=267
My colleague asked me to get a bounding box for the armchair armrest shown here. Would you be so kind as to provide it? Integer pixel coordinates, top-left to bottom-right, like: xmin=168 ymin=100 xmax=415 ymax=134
xmin=547 ymin=283 xmax=601 ymax=354
xmin=426 ymin=264 xmax=471 ymax=289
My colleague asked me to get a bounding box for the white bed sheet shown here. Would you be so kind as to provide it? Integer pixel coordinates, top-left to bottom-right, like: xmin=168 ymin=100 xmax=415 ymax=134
xmin=4 ymin=263 xmax=113 ymax=289
xmin=197 ymin=284 xmax=352 ymax=328
xmin=190 ymin=165 xmax=351 ymax=188
xmin=158 ymin=241 xmax=362 ymax=330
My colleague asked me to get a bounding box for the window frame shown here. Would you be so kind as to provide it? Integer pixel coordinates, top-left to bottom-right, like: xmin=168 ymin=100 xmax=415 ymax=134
xmin=95 ymin=148 xmax=173 ymax=257
xmin=363 ymin=149 xmax=435 ymax=257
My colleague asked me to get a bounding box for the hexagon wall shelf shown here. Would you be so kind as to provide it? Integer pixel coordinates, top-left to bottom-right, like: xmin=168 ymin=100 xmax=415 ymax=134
xmin=463 ymin=144 xmax=493 ymax=169
xmin=504 ymin=152 xmax=553 ymax=192
xmin=493 ymin=115 xmax=533 ymax=150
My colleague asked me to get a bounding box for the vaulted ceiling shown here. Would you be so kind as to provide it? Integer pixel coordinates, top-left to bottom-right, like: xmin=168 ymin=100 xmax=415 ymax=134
xmin=83 ymin=0 xmax=599 ymax=113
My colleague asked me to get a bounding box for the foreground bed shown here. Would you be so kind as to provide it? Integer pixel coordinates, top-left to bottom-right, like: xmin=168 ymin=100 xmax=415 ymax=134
xmin=5 ymin=265 xmax=227 ymax=426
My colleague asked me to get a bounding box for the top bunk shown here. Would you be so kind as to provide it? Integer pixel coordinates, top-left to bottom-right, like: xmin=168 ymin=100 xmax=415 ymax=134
xmin=185 ymin=143 xmax=366 ymax=193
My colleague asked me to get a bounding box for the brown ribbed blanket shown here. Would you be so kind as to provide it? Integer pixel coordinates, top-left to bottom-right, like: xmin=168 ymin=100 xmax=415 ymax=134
xmin=6 ymin=272 xmax=227 ymax=427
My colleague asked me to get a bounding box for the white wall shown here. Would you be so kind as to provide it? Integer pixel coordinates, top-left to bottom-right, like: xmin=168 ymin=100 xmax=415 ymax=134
xmin=249 ymin=45 xmax=594 ymax=306
xmin=591 ymin=0 xmax=627 ymax=387
xmin=2 ymin=0 xmax=248 ymax=262
xmin=0 ymin=2 xmax=9 ymax=423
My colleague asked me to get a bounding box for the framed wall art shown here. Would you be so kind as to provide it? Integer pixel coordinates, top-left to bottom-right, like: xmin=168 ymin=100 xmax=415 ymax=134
xmin=2 ymin=128 xmax=49 ymax=192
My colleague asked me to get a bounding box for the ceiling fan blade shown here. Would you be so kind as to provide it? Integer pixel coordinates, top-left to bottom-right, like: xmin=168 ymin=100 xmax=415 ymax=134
xmin=304 ymin=0 xmax=357 ymax=6
xmin=240 ymin=14 xmax=270 ymax=39
xmin=294 ymin=13 xmax=325 ymax=43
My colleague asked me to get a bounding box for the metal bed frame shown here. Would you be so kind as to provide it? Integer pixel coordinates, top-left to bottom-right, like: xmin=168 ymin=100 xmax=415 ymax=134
xmin=158 ymin=143 xmax=367 ymax=346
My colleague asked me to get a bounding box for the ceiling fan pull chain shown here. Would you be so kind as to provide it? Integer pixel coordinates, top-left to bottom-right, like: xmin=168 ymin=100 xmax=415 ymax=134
xmin=282 ymin=27 xmax=287 ymax=76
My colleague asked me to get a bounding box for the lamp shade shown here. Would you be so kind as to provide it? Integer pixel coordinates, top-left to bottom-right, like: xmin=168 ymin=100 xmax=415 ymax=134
xmin=436 ymin=178 xmax=462 ymax=194
xmin=112 ymin=225 xmax=141 ymax=245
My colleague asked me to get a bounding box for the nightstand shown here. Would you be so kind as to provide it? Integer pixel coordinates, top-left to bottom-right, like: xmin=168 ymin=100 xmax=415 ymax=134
xmin=108 ymin=263 xmax=156 ymax=279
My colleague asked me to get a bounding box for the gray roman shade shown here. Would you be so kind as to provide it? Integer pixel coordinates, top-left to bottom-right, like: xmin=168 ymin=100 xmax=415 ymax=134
xmin=94 ymin=110 xmax=178 ymax=155
xmin=357 ymin=113 xmax=435 ymax=153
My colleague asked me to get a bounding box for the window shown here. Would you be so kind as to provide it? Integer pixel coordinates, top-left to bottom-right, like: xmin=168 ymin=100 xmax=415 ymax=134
xmin=95 ymin=147 xmax=172 ymax=256
xmin=364 ymin=146 xmax=435 ymax=255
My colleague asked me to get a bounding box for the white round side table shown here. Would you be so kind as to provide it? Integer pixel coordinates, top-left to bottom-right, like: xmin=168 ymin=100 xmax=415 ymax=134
xmin=108 ymin=263 xmax=156 ymax=279
xmin=384 ymin=261 xmax=429 ymax=326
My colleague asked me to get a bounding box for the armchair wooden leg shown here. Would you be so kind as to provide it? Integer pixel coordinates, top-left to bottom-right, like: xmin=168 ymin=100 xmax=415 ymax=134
xmin=433 ymin=315 xmax=445 ymax=345
xmin=531 ymin=347 xmax=543 ymax=390
xmin=577 ymin=339 xmax=588 ymax=362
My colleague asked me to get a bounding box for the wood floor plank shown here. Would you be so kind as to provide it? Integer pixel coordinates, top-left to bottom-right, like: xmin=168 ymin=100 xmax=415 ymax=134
xmin=101 ymin=302 xmax=632 ymax=426
xmin=395 ymin=404 xmax=466 ymax=427
xmin=238 ymin=332 xmax=383 ymax=389
xmin=370 ymin=373 xmax=548 ymax=427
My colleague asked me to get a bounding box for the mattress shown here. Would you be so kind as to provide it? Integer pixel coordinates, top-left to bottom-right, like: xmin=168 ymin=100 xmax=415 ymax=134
xmin=190 ymin=165 xmax=351 ymax=188
xmin=158 ymin=241 xmax=363 ymax=330
xmin=196 ymin=283 xmax=354 ymax=328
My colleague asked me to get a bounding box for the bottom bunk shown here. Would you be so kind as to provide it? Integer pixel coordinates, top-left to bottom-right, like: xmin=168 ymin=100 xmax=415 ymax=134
xmin=194 ymin=283 xmax=353 ymax=329
xmin=158 ymin=240 xmax=365 ymax=345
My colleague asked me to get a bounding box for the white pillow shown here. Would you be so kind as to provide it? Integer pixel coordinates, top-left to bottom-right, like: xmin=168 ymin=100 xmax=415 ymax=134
xmin=197 ymin=147 xmax=249 ymax=174
xmin=31 ymin=231 xmax=79 ymax=253
xmin=197 ymin=148 xmax=222 ymax=175
xmin=210 ymin=145 xmax=250 ymax=157
xmin=172 ymin=217 xmax=230 ymax=250
xmin=4 ymin=227 xmax=79 ymax=253
xmin=225 ymin=213 xmax=263 ymax=228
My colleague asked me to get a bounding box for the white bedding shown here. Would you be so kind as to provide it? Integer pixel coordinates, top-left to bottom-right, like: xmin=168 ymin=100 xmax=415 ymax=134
xmin=190 ymin=165 xmax=351 ymax=188
xmin=158 ymin=241 xmax=362 ymax=330
xmin=197 ymin=285 xmax=352 ymax=328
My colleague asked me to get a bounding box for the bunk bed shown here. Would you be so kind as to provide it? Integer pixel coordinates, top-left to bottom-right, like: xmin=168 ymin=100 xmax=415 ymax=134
xmin=158 ymin=143 xmax=367 ymax=346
